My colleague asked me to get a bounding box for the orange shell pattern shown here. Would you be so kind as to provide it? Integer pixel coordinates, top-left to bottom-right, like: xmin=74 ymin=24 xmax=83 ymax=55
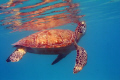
xmin=13 ymin=29 xmax=75 ymax=48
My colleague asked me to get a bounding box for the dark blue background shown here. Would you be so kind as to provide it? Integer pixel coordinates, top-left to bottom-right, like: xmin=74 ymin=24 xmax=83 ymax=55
xmin=0 ymin=0 xmax=120 ymax=80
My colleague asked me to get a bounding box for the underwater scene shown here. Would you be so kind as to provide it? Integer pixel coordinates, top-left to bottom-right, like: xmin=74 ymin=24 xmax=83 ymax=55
xmin=0 ymin=0 xmax=120 ymax=80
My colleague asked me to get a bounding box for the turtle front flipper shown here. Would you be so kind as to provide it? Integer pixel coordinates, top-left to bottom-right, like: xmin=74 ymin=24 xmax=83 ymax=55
xmin=73 ymin=46 xmax=87 ymax=73
xmin=6 ymin=47 xmax=26 ymax=62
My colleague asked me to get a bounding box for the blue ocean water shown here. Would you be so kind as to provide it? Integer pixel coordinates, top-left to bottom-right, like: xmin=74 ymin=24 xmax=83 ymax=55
xmin=0 ymin=0 xmax=120 ymax=80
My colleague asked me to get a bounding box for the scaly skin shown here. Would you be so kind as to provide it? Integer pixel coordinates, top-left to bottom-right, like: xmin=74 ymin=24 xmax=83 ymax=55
xmin=6 ymin=47 xmax=26 ymax=62
xmin=73 ymin=44 xmax=87 ymax=74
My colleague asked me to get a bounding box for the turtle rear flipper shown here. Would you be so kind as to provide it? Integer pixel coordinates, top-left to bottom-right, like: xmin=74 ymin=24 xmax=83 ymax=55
xmin=73 ymin=46 xmax=87 ymax=73
xmin=52 ymin=53 xmax=68 ymax=65
xmin=6 ymin=47 xmax=26 ymax=62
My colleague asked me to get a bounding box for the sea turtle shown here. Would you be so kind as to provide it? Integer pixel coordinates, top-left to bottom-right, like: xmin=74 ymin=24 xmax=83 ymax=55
xmin=6 ymin=21 xmax=87 ymax=74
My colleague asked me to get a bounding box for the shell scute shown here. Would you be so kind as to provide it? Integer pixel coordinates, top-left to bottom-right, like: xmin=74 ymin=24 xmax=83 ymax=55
xmin=48 ymin=30 xmax=63 ymax=45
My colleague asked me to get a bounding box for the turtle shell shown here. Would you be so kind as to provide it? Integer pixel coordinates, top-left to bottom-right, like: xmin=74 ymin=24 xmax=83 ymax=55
xmin=13 ymin=29 xmax=76 ymax=48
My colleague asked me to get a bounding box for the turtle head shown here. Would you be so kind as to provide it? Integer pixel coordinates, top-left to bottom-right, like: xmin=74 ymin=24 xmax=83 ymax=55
xmin=75 ymin=21 xmax=86 ymax=42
